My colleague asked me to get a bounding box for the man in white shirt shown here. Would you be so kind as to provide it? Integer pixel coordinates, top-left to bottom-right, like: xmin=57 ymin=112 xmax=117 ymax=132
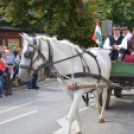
xmin=103 ymin=24 xmax=127 ymax=60
xmin=114 ymin=25 xmax=132 ymax=50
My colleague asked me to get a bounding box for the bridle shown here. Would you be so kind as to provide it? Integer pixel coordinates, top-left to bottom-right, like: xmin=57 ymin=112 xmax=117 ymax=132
xmin=19 ymin=39 xmax=51 ymax=72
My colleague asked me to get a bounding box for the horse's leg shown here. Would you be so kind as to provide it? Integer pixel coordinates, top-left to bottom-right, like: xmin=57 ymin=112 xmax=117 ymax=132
xmin=66 ymin=96 xmax=74 ymax=134
xmin=95 ymin=88 xmax=102 ymax=113
xmin=75 ymin=108 xmax=82 ymax=134
xmin=99 ymin=87 xmax=107 ymax=123
xmin=66 ymin=90 xmax=83 ymax=134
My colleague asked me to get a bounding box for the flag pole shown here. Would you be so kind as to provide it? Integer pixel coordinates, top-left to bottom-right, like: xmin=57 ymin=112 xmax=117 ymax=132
xmin=98 ymin=39 xmax=100 ymax=48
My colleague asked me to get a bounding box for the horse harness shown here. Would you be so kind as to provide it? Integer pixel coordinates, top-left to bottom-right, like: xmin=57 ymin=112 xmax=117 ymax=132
xmin=19 ymin=38 xmax=111 ymax=88
xmin=19 ymin=39 xmax=47 ymax=71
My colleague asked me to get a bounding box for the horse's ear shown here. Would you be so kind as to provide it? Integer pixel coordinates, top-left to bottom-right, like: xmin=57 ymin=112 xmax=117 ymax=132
xmin=19 ymin=33 xmax=24 ymax=38
xmin=23 ymin=33 xmax=32 ymax=44
xmin=23 ymin=33 xmax=30 ymax=38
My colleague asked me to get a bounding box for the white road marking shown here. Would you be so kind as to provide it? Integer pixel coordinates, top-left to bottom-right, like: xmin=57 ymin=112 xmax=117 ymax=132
xmin=79 ymin=107 xmax=89 ymax=112
xmin=0 ymin=102 xmax=34 ymax=114
xmin=57 ymin=117 xmax=77 ymax=129
xmin=0 ymin=110 xmax=38 ymax=125
xmin=55 ymin=106 xmax=90 ymax=134
xmin=54 ymin=128 xmax=75 ymax=134
xmin=114 ymin=98 xmax=133 ymax=103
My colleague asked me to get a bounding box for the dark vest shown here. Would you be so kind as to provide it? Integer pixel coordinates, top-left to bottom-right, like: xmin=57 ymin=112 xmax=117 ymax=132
xmin=109 ymin=35 xmax=126 ymax=60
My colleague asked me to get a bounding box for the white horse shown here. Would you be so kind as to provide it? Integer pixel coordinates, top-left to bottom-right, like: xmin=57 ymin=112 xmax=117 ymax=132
xmin=19 ymin=33 xmax=111 ymax=134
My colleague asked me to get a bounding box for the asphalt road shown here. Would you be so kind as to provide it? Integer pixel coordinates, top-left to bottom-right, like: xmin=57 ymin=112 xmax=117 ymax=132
xmin=0 ymin=79 xmax=134 ymax=134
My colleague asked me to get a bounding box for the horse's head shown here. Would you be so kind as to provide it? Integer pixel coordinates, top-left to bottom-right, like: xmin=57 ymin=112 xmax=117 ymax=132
xmin=19 ymin=33 xmax=49 ymax=80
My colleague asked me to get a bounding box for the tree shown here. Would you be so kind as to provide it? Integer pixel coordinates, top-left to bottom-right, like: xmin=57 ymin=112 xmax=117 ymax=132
xmin=0 ymin=0 xmax=96 ymax=47
xmin=0 ymin=0 xmax=43 ymax=32
xmin=96 ymin=0 xmax=134 ymax=31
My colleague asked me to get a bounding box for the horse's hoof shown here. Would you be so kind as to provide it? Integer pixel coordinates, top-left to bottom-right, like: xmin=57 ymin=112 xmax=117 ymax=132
xmin=75 ymin=132 xmax=82 ymax=134
xmin=98 ymin=118 xmax=105 ymax=123
xmin=98 ymin=107 xmax=102 ymax=114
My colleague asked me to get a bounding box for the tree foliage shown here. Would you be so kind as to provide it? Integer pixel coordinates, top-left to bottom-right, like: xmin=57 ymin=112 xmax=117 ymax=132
xmin=0 ymin=0 xmax=96 ymax=47
xmin=96 ymin=0 xmax=134 ymax=31
xmin=1 ymin=0 xmax=134 ymax=47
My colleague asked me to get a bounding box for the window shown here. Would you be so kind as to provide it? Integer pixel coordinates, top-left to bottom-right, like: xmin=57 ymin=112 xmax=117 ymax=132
xmin=8 ymin=39 xmax=19 ymax=48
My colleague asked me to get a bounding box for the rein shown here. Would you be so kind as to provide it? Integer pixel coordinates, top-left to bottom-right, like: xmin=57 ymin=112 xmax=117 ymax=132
xmin=43 ymin=51 xmax=85 ymax=68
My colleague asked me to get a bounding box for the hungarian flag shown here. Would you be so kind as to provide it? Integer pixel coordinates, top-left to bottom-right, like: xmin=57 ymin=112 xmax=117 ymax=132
xmin=92 ymin=20 xmax=103 ymax=47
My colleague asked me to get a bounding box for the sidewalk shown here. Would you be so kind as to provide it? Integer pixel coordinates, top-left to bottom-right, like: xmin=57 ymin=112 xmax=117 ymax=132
xmin=12 ymin=78 xmax=57 ymax=91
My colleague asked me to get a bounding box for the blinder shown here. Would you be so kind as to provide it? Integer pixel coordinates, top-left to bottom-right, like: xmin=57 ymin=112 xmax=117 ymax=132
xmin=20 ymin=38 xmax=48 ymax=72
xmin=24 ymin=44 xmax=34 ymax=59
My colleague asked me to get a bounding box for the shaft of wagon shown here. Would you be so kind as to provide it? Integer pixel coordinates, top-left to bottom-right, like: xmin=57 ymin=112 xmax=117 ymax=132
xmin=68 ymin=83 xmax=128 ymax=90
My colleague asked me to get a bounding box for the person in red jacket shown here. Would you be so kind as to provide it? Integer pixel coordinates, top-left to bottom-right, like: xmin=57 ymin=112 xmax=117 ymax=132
xmin=124 ymin=28 xmax=134 ymax=63
xmin=0 ymin=58 xmax=6 ymax=97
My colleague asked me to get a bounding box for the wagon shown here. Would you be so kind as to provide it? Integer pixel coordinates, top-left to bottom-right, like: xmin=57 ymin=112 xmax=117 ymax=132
xmin=82 ymin=62 xmax=134 ymax=108
xmin=106 ymin=63 xmax=134 ymax=108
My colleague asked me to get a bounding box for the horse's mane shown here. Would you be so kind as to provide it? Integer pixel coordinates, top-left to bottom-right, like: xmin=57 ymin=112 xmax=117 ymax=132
xmin=36 ymin=35 xmax=81 ymax=51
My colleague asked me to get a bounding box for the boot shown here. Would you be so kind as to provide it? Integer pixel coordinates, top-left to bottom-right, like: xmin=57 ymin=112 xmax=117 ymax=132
xmin=14 ymin=77 xmax=19 ymax=87
xmin=8 ymin=78 xmax=13 ymax=95
xmin=4 ymin=76 xmax=9 ymax=95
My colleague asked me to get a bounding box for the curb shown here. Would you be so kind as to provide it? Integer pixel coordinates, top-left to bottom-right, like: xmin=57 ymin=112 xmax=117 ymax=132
xmin=12 ymin=78 xmax=57 ymax=91
xmin=43 ymin=78 xmax=57 ymax=83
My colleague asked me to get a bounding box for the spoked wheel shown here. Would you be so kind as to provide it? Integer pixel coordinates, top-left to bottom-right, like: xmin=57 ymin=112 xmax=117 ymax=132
xmin=82 ymin=93 xmax=89 ymax=106
xmin=114 ymin=88 xmax=122 ymax=97
xmin=99 ymin=88 xmax=112 ymax=109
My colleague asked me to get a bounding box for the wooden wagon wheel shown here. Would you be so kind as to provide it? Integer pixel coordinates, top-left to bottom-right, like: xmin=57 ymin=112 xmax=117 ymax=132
xmin=114 ymin=88 xmax=122 ymax=97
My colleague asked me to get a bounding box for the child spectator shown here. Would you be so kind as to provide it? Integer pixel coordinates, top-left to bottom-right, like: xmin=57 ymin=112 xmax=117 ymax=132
xmin=6 ymin=50 xmax=15 ymax=79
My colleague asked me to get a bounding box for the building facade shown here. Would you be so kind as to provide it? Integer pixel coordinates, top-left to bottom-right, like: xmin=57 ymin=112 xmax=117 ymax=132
xmin=0 ymin=26 xmax=28 ymax=48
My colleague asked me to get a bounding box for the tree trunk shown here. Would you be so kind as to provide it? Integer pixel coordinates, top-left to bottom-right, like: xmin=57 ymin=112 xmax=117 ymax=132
xmin=75 ymin=0 xmax=83 ymax=9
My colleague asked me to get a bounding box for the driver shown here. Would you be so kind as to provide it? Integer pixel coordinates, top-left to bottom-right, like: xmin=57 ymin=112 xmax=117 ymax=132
xmin=103 ymin=24 xmax=127 ymax=60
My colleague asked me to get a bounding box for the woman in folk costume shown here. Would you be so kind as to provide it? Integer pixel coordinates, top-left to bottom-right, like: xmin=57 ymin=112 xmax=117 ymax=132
xmin=124 ymin=28 xmax=134 ymax=63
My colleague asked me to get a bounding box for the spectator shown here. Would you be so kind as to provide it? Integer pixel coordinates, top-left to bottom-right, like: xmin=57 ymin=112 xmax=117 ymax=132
xmin=0 ymin=46 xmax=5 ymax=58
xmin=0 ymin=58 xmax=6 ymax=97
xmin=0 ymin=46 xmax=4 ymax=51
xmin=6 ymin=50 xmax=15 ymax=79
xmin=6 ymin=50 xmax=20 ymax=87
xmin=27 ymin=71 xmax=39 ymax=90
xmin=16 ymin=48 xmax=22 ymax=63
xmin=16 ymin=48 xmax=23 ymax=85
xmin=124 ymin=28 xmax=134 ymax=63
xmin=13 ymin=46 xmax=18 ymax=58
xmin=5 ymin=46 xmax=9 ymax=53
xmin=13 ymin=49 xmax=22 ymax=87
xmin=1 ymin=51 xmax=13 ymax=95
